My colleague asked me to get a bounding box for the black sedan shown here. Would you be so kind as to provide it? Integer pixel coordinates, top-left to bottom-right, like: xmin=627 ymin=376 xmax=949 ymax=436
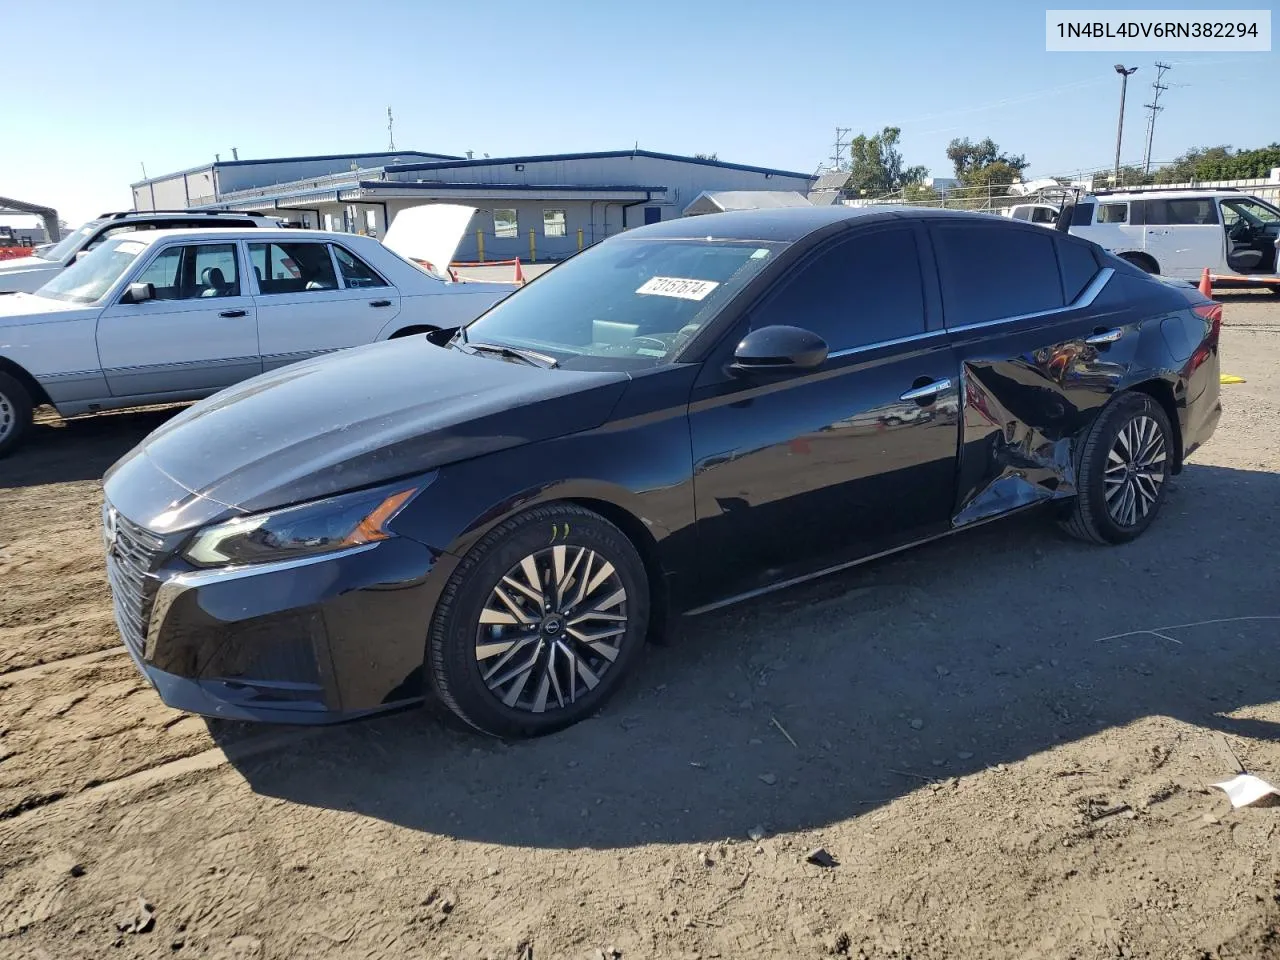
xmin=101 ymin=207 xmax=1222 ymax=738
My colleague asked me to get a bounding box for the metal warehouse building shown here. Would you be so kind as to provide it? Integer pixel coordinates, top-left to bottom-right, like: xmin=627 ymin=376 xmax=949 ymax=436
xmin=131 ymin=149 xmax=815 ymax=262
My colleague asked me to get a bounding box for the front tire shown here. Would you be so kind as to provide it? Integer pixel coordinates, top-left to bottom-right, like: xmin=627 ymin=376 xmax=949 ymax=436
xmin=1060 ymin=393 xmax=1173 ymax=544
xmin=426 ymin=503 xmax=650 ymax=738
xmin=0 ymin=372 xmax=33 ymax=459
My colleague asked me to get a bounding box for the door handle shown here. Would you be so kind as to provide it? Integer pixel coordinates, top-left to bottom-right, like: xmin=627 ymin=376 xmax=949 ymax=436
xmin=899 ymin=378 xmax=952 ymax=402
xmin=1085 ymin=328 xmax=1124 ymax=346
xmin=369 ymin=299 xmax=392 ymax=308
xmin=219 ymin=309 xmax=247 ymax=318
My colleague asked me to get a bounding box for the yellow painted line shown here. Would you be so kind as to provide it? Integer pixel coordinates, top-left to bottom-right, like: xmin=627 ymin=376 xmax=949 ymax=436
xmin=1221 ymin=375 xmax=1247 ymax=384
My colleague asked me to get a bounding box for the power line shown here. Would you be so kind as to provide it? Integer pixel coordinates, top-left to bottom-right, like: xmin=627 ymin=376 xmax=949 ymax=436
xmin=1141 ymin=62 xmax=1172 ymax=175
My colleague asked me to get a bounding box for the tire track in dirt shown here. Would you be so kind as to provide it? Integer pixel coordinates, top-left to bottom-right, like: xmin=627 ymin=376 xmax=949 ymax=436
xmin=0 ymin=653 xmax=265 ymax=820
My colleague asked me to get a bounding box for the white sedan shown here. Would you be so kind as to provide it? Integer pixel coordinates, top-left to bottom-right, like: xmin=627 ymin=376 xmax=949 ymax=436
xmin=0 ymin=206 xmax=517 ymax=456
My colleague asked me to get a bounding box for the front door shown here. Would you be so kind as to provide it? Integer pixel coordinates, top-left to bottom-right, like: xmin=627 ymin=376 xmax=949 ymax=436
xmin=688 ymin=225 xmax=960 ymax=601
xmin=250 ymin=239 xmax=402 ymax=371
xmin=96 ymin=241 xmax=260 ymax=398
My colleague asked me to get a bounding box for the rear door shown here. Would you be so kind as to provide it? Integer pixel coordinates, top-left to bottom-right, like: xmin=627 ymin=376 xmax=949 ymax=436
xmin=250 ymin=239 xmax=401 ymax=371
xmin=930 ymin=222 xmax=1133 ymax=523
xmin=1139 ymin=197 xmax=1224 ymax=278
xmin=688 ymin=223 xmax=960 ymax=600
xmin=95 ymin=240 xmax=260 ymax=397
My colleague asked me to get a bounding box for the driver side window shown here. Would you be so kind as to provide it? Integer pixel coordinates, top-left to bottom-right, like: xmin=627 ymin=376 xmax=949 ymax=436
xmin=750 ymin=228 xmax=927 ymax=352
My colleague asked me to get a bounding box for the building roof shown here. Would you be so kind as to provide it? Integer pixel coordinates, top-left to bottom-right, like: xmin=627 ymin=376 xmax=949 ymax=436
xmin=384 ymin=149 xmax=815 ymax=181
xmin=683 ymin=190 xmax=812 ymax=215
xmin=131 ymin=151 xmax=462 ymax=188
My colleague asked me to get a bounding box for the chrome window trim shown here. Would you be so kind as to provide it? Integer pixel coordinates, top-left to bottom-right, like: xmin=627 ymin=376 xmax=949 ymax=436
xmin=819 ymin=267 xmax=1114 ymax=359
xmin=945 ymin=267 xmax=1114 ymax=335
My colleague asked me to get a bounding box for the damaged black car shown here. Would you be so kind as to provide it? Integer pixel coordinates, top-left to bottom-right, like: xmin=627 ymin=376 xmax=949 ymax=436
xmin=102 ymin=207 xmax=1222 ymax=738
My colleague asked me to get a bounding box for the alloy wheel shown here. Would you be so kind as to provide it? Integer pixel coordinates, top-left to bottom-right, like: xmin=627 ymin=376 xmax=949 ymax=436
xmin=1104 ymin=414 xmax=1166 ymax=526
xmin=0 ymin=391 xmax=13 ymax=443
xmin=474 ymin=544 xmax=628 ymax=714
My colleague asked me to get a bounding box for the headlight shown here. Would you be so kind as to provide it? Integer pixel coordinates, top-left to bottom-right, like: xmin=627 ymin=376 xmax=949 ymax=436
xmin=183 ymin=482 xmax=426 ymax=568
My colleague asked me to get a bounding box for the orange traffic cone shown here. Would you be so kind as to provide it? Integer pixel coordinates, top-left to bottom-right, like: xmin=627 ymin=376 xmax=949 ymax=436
xmin=513 ymin=258 xmax=525 ymax=284
xmin=1198 ymin=267 xmax=1213 ymax=298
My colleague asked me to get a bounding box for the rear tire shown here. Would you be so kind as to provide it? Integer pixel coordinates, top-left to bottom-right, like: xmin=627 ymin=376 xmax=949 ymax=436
xmin=426 ymin=503 xmax=649 ymax=738
xmin=0 ymin=372 xmax=33 ymax=459
xmin=1059 ymin=392 xmax=1173 ymax=544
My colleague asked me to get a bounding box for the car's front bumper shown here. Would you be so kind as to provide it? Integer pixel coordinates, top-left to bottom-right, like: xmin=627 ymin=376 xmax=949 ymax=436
xmin=105 ymin=508 xmax=456 ymax=724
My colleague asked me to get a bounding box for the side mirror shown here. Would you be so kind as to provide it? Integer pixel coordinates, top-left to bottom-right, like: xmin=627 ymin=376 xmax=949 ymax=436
xmin=123 ymin=282 xmax=155 ymax=304
xmin=729 ymin=325 xmax=828 ymax=376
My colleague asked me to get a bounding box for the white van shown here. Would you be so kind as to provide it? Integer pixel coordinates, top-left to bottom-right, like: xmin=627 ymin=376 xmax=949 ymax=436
xmin=1003 ymin=203 xmax=1060 ymax=227
xmin=1062 ymin=188 xmax=1280 ymax=289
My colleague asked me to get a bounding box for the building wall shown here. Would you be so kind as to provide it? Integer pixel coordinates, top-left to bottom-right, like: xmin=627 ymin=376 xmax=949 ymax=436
xmin=134 ymin=167 xmax=217 ymax=211
xmin=215 ymin=154 xmax=445 ymax=194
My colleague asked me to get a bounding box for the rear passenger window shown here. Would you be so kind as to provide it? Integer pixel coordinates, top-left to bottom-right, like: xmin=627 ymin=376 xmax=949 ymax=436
xmin=1145 ymin=199 xmax=1219 ymax=226
xmin=250 ymin=242 xmax=338 ymax=294
xmin=1055 ymin=238 xmax=1100 ymax=302
xmin=751 ymin=227 xmax=925 ymax=351
xmin=933 ymin=225 xmax=1063 ymax=326
xmin=332 ymin=245 xmax=388 ymax=288
xmin=1097 ymin=203 xmax=1128 ymax=224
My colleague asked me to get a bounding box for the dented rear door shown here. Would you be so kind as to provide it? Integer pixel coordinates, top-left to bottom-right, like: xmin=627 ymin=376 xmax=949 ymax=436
xmin=930 ymin=223 xmax=1140 ymax=526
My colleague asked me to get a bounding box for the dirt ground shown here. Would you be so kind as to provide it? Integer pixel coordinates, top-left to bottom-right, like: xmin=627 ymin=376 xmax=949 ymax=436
xmin=2 ymin=292 xmax=1278 ymax=960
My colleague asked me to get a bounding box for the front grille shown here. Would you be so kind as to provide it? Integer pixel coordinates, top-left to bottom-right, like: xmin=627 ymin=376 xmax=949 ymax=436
xmin=104 ymin=506 xmax=165 ymax=659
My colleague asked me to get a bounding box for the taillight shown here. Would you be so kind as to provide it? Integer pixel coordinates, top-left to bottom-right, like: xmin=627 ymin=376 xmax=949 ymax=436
xmin=1187 ymin=302 xmax=1222 ymax=375
xmin=1193 ymin=302 xmax=1223 ymax=343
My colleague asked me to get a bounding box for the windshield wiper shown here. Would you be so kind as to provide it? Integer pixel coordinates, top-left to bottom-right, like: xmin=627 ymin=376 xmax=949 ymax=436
xmin=464 ymin=341 xmax=559 ymax=369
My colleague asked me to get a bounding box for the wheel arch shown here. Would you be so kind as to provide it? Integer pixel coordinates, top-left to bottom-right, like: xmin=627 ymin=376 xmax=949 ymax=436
xmin=0 ymin=356 xmax=52 ymax=407
xmin=1124 ymin=377 xmax=1184 ymax=473
xmin=422 ymin=478 xmax=676 ymax=645
xmin=1117 ymin=250 xmax=1160 ymax=275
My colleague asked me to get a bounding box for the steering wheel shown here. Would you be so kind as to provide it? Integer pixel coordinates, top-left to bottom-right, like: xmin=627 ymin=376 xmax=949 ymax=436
xmin=1228 ymin=220 xmax=1253 ymax=242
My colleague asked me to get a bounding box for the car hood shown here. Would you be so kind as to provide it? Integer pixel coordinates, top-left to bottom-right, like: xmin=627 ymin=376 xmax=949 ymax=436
xmin=0 ymin=291 xmax=93 ymax=322
xmin=105 ymin=337 xmax=631 ymax=530
xmin=381 ymin=203 xmax=476 ymax=276
xmin=0 ymin=255 xmax=56 ymax=275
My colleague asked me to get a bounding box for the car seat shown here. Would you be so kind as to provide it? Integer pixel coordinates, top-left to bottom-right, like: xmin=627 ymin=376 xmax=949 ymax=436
xmin=200 ymin=267 xmax=231 ymax=297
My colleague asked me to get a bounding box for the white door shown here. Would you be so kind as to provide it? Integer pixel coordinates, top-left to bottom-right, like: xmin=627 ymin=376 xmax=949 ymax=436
xmin=1140 ymin=197 xmax=1224 ymax=278
xmin=249 ymin=239 xmax=402 ymax=372
xmin=1089 ymin=201 xmax=1145 ymax=256
xmin=96 ymin=241 xmax=260 ymax=398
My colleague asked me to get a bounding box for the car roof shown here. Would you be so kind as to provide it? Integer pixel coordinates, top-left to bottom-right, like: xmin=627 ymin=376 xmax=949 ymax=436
xmin=105 ymin=227 xmax=368 ymax=245
xmin=625 ymin=205 xmax=1017 ymax=243
xmin=1084 ymin=190 xmax=1242 ymax=201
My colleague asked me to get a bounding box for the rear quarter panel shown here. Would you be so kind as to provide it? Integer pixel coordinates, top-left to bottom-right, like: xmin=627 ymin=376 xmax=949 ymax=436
xmin=947 ymin=269 xmax=1195 ymax=525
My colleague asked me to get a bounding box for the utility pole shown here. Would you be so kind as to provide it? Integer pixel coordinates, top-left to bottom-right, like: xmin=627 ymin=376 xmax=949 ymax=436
xmin=387 ymin=107 xmax=396 ymax=151
xmin=1113 ymin=64 xmax=1139 ymax=181
xmin=830 ymin=127 xmax=852 ymax=171
xmin=1141 ymin=62 xmax=1172 ymax=175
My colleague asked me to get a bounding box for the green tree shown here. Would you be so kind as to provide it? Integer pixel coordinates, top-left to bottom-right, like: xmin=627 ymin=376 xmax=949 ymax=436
xmin=1154 ymin=144 xmax=1280 ymax=182
xmin=945 ymin=137 xmax=1029 ymax=188
xmin=846 ymin=127 xmax=928 ymax=197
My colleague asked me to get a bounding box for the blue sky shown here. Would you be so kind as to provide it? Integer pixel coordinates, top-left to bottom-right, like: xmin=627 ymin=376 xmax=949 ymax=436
xmin=3 ymin=0 xmax=1276 ymax=226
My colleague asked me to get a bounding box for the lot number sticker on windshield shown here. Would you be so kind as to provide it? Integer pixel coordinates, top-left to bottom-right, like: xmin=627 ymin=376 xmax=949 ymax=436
xmin=636 ymin=276 xmax=720 ymax=301
xmin=115 ymin=240 xmax=147 ymax=255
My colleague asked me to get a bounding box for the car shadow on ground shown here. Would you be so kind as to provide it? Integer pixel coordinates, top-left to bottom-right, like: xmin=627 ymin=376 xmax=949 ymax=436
xmin=0 ymin=406 xmax=180 ymax=488
xmin=215 ymin=461 xmax=1280 ymax=850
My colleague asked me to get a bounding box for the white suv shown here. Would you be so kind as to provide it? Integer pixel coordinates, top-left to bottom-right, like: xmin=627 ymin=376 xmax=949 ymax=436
xmin=1062 ymin=188 xmax=1280 ymax=288
xmin=0 ymin=209 xmax=282 ymax=293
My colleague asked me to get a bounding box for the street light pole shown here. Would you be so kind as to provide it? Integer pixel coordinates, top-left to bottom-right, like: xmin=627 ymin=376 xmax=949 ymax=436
xmin=1114 ymin=64 xmax=1139 ymax=181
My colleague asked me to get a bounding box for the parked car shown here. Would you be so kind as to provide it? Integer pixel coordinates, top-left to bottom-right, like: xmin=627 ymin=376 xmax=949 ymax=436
xmin=1003 ymin=203 xmax=1060 ymax=226
xmin=101 ymin=206 xmax=1221 ymax=738
xmin=0 ymin=210 xmax=282 ymax=293
xmin=0 ymin=212 xmax=517 ymax=455
xmin=1061 ymin=187 xmax=1280 ymax=289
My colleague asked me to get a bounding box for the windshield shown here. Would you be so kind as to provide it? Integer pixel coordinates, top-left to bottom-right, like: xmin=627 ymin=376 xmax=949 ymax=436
xmin=37 ymin=237 xmax=149 ymax=303
xmin=35 ymin=220 xmax=104 ymax=261
xmin=459 ymin=238 xmax=785 ymax=370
